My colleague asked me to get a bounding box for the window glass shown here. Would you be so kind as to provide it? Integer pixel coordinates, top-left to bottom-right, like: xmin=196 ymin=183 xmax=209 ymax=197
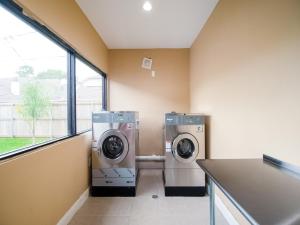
xmin=76 ymin=58 xmax=103 ymax=132
xmin=0 ymin=6 xmax=68 ymax=155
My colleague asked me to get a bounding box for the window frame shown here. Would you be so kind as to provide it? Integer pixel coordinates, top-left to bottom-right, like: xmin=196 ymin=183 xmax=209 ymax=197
xmin=0 ymin=0 xmax=107 ymax=160
xmin=75 ymin=55 xmax=107 ymax=134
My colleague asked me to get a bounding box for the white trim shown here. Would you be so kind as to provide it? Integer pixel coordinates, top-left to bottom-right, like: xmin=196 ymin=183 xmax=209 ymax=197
xmin=56 ymin=188 xmax=89 ymax=225
xmin=215 ymin=194 xmax=240 ymax=225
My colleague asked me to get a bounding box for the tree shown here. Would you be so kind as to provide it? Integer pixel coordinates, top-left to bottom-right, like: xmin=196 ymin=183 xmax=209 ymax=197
xmin=36 ymin=69 xmax=66 ymax=79
xmin=16 ymin=65 xmax=34 ymax=78
xmin=18 ymin=82 xmax=50 ymax=144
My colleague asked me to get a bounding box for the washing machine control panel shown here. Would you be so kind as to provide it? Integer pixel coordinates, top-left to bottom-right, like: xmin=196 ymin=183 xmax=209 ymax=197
xmin=92 ymin=112 xmax=137 ymax=123
xmin=165 ymin=114 xmax=204 ymax=125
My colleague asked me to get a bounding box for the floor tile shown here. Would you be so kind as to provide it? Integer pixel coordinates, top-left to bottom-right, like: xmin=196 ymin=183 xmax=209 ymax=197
xmin=68 ymin=215 xmax=98 ymax=225
xmin=77 ymin=198 xmax=133 ymax=216
xmin=129 ymin=215 xmax=161 ymax=225
xmin=70 ymin=169 xmax=229 ymax=225
xmin=131 ymin=196 xmax=159 ymax=216
xmin=96 ymin=216 xmax=130 ymax=225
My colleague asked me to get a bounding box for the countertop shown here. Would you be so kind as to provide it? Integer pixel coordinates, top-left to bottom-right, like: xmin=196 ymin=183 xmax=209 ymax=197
xmin=197 ymin=158 xmax=300 ymax=225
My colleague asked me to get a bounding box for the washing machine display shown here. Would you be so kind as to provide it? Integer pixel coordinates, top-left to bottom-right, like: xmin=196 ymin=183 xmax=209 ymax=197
xmin=164 ymin=113 xmax=205 ymax=196
xmin=91 ymin=111 xmax=138 ymax=197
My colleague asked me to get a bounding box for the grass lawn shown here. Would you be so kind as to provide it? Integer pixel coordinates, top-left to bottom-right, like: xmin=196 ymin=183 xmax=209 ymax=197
xmin=0 ymin=137 xmax=49 ymax=155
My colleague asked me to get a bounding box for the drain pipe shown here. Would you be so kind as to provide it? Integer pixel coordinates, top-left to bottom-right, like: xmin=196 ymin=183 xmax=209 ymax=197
xmin=136 ymin=155 xmax=165 ymax=162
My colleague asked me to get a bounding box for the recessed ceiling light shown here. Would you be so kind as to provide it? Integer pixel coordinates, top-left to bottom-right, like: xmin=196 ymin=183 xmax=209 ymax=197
xmin=143 ymin=1 xmax=152 ymax=11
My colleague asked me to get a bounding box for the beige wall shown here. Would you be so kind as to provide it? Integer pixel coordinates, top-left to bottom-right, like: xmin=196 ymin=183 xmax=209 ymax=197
xmin=108 ymin=49 xmax=190 ymax=155
xmin=0 ymin=133 xmax=91 ymax=225
xmin=0 ymin=2 xmax=106 ymax=224
xmin=190 ymin=0 xmax=300 ymax=165
xmin=15 ymin=0 xmax=108 ymax=72
xmin=190 ymin=0 xmax=300 ymax=223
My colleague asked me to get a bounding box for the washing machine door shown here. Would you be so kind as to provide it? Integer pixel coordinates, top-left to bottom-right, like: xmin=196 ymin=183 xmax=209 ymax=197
xmin=97 ymin=129 xmax=129 ymax=164
xmin=172 ymin=133 xmax=199 ymax=163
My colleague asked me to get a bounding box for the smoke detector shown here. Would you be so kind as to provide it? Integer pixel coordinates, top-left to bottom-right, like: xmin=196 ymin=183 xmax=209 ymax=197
xmin=142 ymin=57 xmax=152 ymax=70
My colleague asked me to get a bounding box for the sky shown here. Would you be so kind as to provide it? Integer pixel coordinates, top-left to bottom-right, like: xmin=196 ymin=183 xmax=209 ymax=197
xmin=0 ymin=6 xmax=66 ymax=78
xmin=0 ymin=5 xmax=101 ymax=84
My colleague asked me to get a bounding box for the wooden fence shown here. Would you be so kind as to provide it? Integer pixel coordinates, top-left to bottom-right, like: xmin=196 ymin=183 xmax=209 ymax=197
xmin=0 ymin=101 xmax=101 ymax=138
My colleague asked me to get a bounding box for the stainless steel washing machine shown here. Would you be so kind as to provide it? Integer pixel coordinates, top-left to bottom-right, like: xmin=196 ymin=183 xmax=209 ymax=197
xmin=164 ymin=113 xmax=205 ymax=196
xmin=91 ymin=111 xmax=139 ymax=196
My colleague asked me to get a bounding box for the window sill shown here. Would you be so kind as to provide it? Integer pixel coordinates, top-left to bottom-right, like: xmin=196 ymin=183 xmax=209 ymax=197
xmin=0 ymin=130 xmax=91 ymax=161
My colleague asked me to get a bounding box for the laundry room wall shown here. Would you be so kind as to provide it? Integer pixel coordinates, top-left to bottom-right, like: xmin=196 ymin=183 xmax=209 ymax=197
xmin=14 ymin=0 xmax=108 ymax=72
xmin=0 ymin=133 xmax=91 ymax=225
xmin=190 ymin=0 xmax=300 ymax=224
xmin=190 ymin=0 xmax=300 ymax=165
xmin=108 ymin=49 xmax=190 ymax=156
xmin=0 ymin=1 xmax=107 ymax=224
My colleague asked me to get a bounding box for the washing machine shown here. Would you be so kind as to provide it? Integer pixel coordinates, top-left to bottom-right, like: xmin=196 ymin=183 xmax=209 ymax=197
xmin=91 ymin=111 xmax=139 ymax=197
xmin=164 ymin=113 xmax=205 ymax=196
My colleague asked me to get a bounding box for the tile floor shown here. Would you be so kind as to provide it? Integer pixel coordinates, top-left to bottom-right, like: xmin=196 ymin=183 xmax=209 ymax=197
xmin=69 ymin=169 xmax=229 ymax=225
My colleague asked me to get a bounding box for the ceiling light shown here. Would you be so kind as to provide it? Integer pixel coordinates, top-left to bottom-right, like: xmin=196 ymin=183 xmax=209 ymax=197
xmin=143 ymin=1 xmax=152 ymax=11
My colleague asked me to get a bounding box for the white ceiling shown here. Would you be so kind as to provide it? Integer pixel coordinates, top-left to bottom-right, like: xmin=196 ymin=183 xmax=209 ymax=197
xmin=75 ymin=0 xmax=219 ymax=49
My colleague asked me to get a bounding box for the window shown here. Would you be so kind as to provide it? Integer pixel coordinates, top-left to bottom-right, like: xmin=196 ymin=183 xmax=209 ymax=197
xmin=76 ymin=58 xmax=104 ymax=132
xmin=0 ymin=2 xmax=107 ymax=159
xmin=0 ymin=5 xmax=68 ymax=156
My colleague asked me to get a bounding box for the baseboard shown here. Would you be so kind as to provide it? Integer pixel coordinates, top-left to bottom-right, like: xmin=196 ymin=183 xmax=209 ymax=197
xmin=215 ymin=194 xmax=239 ymax=225
xmin=56 ymin=188 xmax=89 ymax=225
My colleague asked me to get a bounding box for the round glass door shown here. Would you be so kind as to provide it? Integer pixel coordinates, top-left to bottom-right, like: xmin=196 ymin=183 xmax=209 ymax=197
xmin=98 ymin=130 xmax=129 ymax=164
xmin=102 ymin=135 xmax=124 ymax=159
xmin=177 ymin=138 xmax=195 ymax=159
xmin=172 ymin=133 xmax=199 ymax=163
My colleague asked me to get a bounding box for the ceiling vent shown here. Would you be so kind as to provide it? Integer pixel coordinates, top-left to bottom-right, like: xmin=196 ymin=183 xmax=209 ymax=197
xmin=142 ymin=57 xmax=152 ymax=70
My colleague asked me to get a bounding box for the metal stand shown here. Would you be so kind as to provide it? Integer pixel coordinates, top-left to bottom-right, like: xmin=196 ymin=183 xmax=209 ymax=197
xmin=209 ymin=178 xmax=215 ymax=225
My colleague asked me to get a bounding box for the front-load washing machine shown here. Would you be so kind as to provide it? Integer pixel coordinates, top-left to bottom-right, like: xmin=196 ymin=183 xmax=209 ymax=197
xmin=164 ymin=113 xmax=205 ymax=196
xmin=91 ymin=111 xmax=139 ymax=196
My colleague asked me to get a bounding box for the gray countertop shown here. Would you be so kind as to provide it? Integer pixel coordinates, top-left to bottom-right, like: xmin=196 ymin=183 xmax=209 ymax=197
xmin=197 ymin=159 xmax=300 ymax=225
